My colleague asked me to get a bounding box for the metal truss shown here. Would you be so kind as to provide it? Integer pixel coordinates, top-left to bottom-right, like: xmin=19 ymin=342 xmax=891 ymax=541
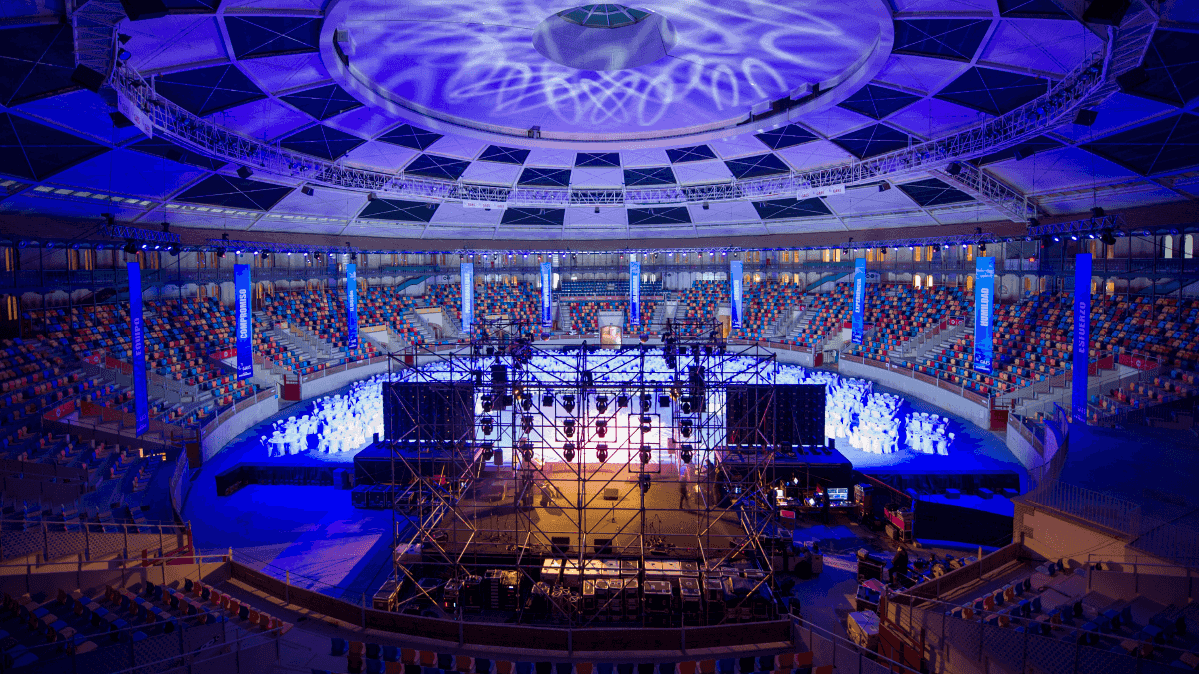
xmin=206 ymin=238 xmax=358 ymax=255
xmin=380 ymin=337 xmax=792 ymax=626
xmin=929 ymin=163 xmax=1036 ymax=222
xmin=103 ymin=224 xmax=181 ymax=244
xmin=69 ymin=0 xmax=125 ymax=75
xmin=1027 ymin=214 xmax=1128 ymax=237
xmin=837 ymin=232 xmax=998 ymax=250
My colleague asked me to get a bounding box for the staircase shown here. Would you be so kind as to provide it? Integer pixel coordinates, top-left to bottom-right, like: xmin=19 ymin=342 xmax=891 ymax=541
xmin=784 ymin=305 xmax=819 ymax=343
xmin=403 ymin=309 xmax=439 ymax=343
xmin=647 ymin=302 xmax=668 ymax=334
xmin=894 ymin=319 xmax=972 ymax=362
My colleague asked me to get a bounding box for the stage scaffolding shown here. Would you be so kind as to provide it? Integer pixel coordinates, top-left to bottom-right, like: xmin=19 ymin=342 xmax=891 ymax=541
xmin=381 ymin=322 xmax=801 ymax=626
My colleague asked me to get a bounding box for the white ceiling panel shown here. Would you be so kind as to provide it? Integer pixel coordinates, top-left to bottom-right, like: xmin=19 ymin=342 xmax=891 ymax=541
xmin=570 ymin=167 xmax=624 ymax=188
xmin=673 ymin=160 xmax=735 ymax=185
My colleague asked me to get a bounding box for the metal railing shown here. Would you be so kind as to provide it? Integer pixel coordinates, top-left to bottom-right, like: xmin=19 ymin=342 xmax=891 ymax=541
xmin=0 ymin=519 xmax=190 ymax=563
xmin=1022 ymin=480 xmax=1141 ymax=536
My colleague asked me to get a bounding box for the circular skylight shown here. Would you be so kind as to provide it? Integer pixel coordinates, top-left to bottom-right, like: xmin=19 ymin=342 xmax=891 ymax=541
xmin=558 ymin=4 xmax=650 ymax=28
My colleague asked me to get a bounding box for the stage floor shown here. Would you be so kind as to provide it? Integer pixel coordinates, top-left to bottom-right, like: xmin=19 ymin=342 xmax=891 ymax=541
xmin=183 ymin=373 xmax=1027 ymax=601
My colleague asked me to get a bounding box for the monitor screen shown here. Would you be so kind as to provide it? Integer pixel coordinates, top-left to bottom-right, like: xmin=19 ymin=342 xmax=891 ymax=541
xmin=827 ymin=487 xmax=849 ymax=502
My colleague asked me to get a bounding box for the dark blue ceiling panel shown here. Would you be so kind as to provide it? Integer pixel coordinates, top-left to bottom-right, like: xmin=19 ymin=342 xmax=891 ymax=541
xmin=358 ymin=198 xmax=439 ymax=222
xmin=280 ymin=84 xmax=362 ymax=121
xmin=224 ymin=17 xmax=321 ymax=59
xmin=155 ymin=65 xmax=266 ymax=117
xmin=898 ymin=178 xmax=974 ymax=207
xmin=501 ymin=208 xmax=565 ymax=227
xmin=575 ymin=152 xmax=621 ymax=167
xmin=830 ymin=124 xmax=910 ymax=159
xmin=997 ymin=0 xmax=1071 ymax=18
xmin=1122 ymin=30 xmax=1199 ymax=108
xmin=628 ymin=207 xmax=691 ymax=226
xmin=623 ymin=166 xmax=676 ymax=186
xmin=130 ymin=137 xmax=227 ymax=171
xmin=666 ymin=145 xmax=717 ymax=163
xmin=751 ymin=198 xmax=831 ymax=220
xmin=176 ymin=175 xmax=292 ymax=210
xmin=0 ymin=113 xmax=107 ymax=181
xmin=478 ymin=145 xmax=530 ymax=165
xmin=935 ymin=67 xmax=1048 ymax=116
xmin=377 ymin=124 xmax=443 ymax=151
xmin=0 ymin=24 xmax=78 ymax=106
xmin=893 ymin=19 xmax=991 ymax=61
xmin=975 ymin=135 xmax=1062 ymax=165
xmin=279 ymin=125 xmax=364 ymax=160
xmin=1080 ymin=113 xmax=1199 ymax=176
xmin=838 ymin=84 xmax=923 ymax=120
xmin=724 ymin=153 xmax=791 ymax=179
xmin=754 ymin=124 xmax=818 ymax=150
xmin=403 ymin=153 xmax=470 ymax=180
xmin=162 ymin=0 xmax=220 ymax=12
xmin=518 ymin=167 xmax=572 ymax=187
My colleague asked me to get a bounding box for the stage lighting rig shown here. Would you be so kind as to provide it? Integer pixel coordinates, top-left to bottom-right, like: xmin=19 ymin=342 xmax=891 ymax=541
xmin=640 ymin=393 xmax=652 ymax=412
xmin=680 ymin=444 xmax=694 ymax=464
xmin=658 ymin=393 xmax=671 ymax=408
xmin=640 ymin=415 xmax=653 ymax=434
xmin=521 ymin=415 xmax=534 ymax=434
xmin=595 ymin=395 xmax=609 ymax=413
xmin=520 ymin=442 xmax=535 ymax=463
xmin=481 ymin=394 xmax=493 ymax=412
xmin=563 ymin=418 xmax=576 ymax=438
xmin=639 ymin=473 xmax=651 ymax=493
xmin=595 ymin=419 xmax=608 ymax=437
xmin=596 ymin=444 xmax=608 ymax=463
xmin=480 ymin=416 xmax=494 ymax=436
xmin=639 ymin=445 xmax=652 ymax=465
xmin=562 ymin=442 xmax=576 ymax=462
xmin=680 ymin=419 xmax=693 ymax=438
xmin=562 ymin=395 xmax=575 ymax=413
xmin=616 ymin=394 xmax=629 ymax=409
xmin=521 ymin=395 xmax=533 ymax=412
xmin=481 ymin=442 xmax=494 ymax=461
xmin=542 ymin=392 xmax=554 ymax=407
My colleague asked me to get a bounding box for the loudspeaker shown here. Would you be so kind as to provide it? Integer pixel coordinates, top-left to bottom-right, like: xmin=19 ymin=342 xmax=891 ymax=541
xmin=1116 ymin=66 xmax=1149 ymax=92
xmin=119 ymin=0 xmax=168 ymax=20
xmin=550 ymin=537 xmax=571 ymax=555
xmin=1073 ymin=109 xmax=1098 ymax=126
xmin=236 ymin=166 xmax=253 ymax=179
xmin=1082 ymin=0 xmax=1131 ymax=26
xmin=594 ymin=539 xmax=613 ymax=555
xmin=71 ymin=65 xmax=105 ymax=93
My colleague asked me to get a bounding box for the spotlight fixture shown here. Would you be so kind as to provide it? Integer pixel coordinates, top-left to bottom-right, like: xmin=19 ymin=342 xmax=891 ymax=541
xmin=639 ymin=472 xmax=651 ymax=493
xmin=639 ymin=445 xmax=652 ymax=465
xmin=658 ymin=393 xmax=671 ymax=408
xmin=595 ymin=444 xmax=608 ymax=463
xmin=1101 ymin=229 xmax=1117 ymax=246
xmin=596 ymin=419 xmax=608 ymax=438
xmin=562 ymin=394 xmax=575 ymax=414
xmin=595 ymin=395 xmax=609 ymax=414
xmin=563 ymin=418 xmax=576 ymax=438
xmin=1070 ymin=233 xmax=1079 ymax=241
xmin=480 ymin=416 xmax=494 ymax=436
xmin=260 ymin=250 xmax=269 ymax=260
xmin=520 ymin=443 xmax=535 ymax=463
xmin=640 ymin=392 xmax=652 ymax=412
xmin=947 ymin=161 xmax=962 ymax=176
xmin=616 ymin=394 xmax=629 ymax=409
xmin=542 ymin=392 xmax=554 ymax=407
xmin=1091 ymin=206 xmax=1105 ymax=219
xmin=123 ymin=239 xmax=137 ymax=255
xmin=680 ymin=444 xmax=694 ymax=464
xmin=680 ymin=419 xmax=693 ymax=438
xmin=562 ymin=442 xmax=575 ymax=462
xmin=978 ymin=241 xmax=986 ymax=254
xmin=301 ymin=186 xmax=315 ymax=196
xmin=168 ymin=243 xmax=179 ymax=257
xmin=640 ymin=415 xmax=653 ymax=434
xmin=481 ymin=394 xmax=493 ymax=412
xmin=482 ymin=443 xmax=494 ymax=461
xmin=236 ymin=166 xmax=253 ymax=179
xmin=520 ymin=395 xmax=533 ymax=411
xmin=521 ymin=414 xmax=534 ymax=434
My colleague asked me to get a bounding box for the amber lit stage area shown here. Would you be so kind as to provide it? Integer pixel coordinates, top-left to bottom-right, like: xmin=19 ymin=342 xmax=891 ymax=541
xmin=185 ymin=342 xmax=1023 ymax=620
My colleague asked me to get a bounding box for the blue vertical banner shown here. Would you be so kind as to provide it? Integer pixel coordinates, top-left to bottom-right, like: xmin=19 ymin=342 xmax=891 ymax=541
xmin=128 ymin=262 xmax=148 ymax=437
xmin=461 ymin=261 xmax=474 ymax=333
xmin=629 ymin=259 xmax=641 ymax=327
xmin=346 ymin=263 xmax=359 ymax=351
xmin=851 ymin=258 xmax=866 ymax=345
xmin=234 ymin=264 xmax=253 ymax=380
xmin=1072 ymin=253 xmax=1092 ymax=425
xmin=540 ymin=261 xmax=553 ymax=328
xmin=730 ymin=260 xmax=743 ymax=329
xmin=973 ymin=256 xmax=995 ymax=375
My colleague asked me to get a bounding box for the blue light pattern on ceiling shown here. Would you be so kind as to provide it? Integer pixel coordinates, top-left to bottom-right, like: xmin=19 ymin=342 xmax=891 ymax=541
xmin=751 ymin=198 xmax=831 ymax=220
xmin=935 ymin=67 xmax=1048 ymax=116
xmin=893 ymin=19 xmax=991 ymax=61
xmin=724 ymin=154 xmax=791 ymax=179
xmin=831 ymin=124 xmax=909 ymax=159
xmin=518 ymin=167 xmax=572 ymax=187
xmin=279 ymin=125 xmax=365 ymax=160
xmin=280 ymin=84 xmax=362 ymax=121
xmin=838 ymin=84 xmax=923 ymax=120
xmin=154 ymin=65 xmax=266 ymax=117
xmin=623 ymin=167 xmax=676 ymax=186
xmin=576 ymin=152 xmax=622 ymax=167
xmin=377 ymin=124 xmax=443 ymax=151
xmin=0 ymin=113 xmax=107 ymax=181
xmin=975 ymin=135 xmax=1061 ymax=165
xmin=130 ymin=137 xmax=227 ymax=171
xmin=628 ymin=207 xmax=691 ymax=226
xmin=1123 ymin=30 xmax=1199 ymax=108
xmin=1080 ymin=113 xmax=1199 ymax=176
xmin=559 ymin=4 xmax=650 ymax=28
xmin=997 ymin=0 xmax=1071 ymax=18
xmin=176 ymin=175 xmax=292 ymax=210
xmin=754 ymin=125 xmax=817 ymax=150
xmin=358 ymin=198 xmax=439 ymax=222
xmin=501 ymin=208 xmax=565 ymax=226
xmin=666 ymin=145 xmax=717 ymax=163
xmin=224 ymin=17 xmax=321 ymax=59
xmin=0 ymin=24 xmax=78 ymax=106
xmin=898 ymin=178 xmax=973 ymax=207
xmin=404 ymin=154 xmax=470 ymax=180
xmin=478 ymin=146 xmax=530 ymax=164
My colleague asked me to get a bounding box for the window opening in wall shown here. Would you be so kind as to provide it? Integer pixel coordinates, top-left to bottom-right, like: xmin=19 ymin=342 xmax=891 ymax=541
xmin=914 ymin=274 xmax=922 ymax=289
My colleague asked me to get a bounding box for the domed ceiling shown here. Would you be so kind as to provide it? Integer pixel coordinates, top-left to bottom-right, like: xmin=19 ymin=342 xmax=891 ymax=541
xmin=0 ymin=0 xmax=1196 ymax=242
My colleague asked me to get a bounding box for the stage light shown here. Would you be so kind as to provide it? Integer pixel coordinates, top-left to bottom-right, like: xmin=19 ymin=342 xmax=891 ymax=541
xmin=640 ymin=393 xmax=652 ymax=412
xmin=595 ymin=395 xmax=609 ymax=413
xmin=562 ymin=394 xmax=575 ymax=413
xmin=562 ymin=442 xmax=576 ymax=462
xmin=681 ymin=399 xmax=693 ymax=415
xmin=1101 ymin=229 xmax=1117 ymax=246
xmin=595 ymin=419 xmax=608 ymax=437
xmin=1091 ymin=206 xmax=1105 ymax=218
xmin=639 ymin=445 xmax=651 ymax=465
xmin=481 ymin=394 xmax=493 ymax=412
xmin=520 ymin=443 xmax=535 ymax=463
xmin=521 ymin=395 xmax=533 ymax=411
xmin=123 ymin=239 xmax=137 ymax=254
xmin=596 ymin=444 xmax=608 ymax=463
xmin=521 ymin=415 xmax=534 ymax=433
xmin=261 ymin=250 xmax=269 ymax=260
xmin=616 ymin=394 xmax=629 ymax=409
xmin=482 ymin=443 xmax=494 ymax=461
xmin=658 ymin=393 xmax=670 ymax=408
xmin=168 ymin=244 xmax=179 ymax=256
xmin=640 ymin=415 xmax=653 ymax=434
xmin=978 ymin=241 xmax=986 ymax=254
xmin=680 ymin=419 xmax=693 ymax=438
xmin=541 ymin=391 xmax=554 ymax=407
xmin=563 ymin=418 xmax=575 ymax=438
xmin=1070 ymin=234 xmax=1078 ymax=241
xmin=639 ymin=473 xmax=651 ymax=493
xmin=680 ymin=444 xmax=693 ymax=464
xmin=480 ymin=416 xmax=494 ymax=436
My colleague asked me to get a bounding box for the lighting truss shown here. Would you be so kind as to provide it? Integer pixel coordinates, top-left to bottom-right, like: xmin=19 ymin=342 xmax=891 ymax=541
xmin=1026 ymin=214 xmax=1127 ymax=237
xmin=843 ymin=233 xmax=998 ymax=250
xmin=69 ymin=0 xmax=125 ymax=75
xmin=205 ymin=238 xmax=358 ymax=255
xmin=103 ymin=223 xmax=181 ymax=244
xmin=105 ymin=33 xmax=1113 ymax=216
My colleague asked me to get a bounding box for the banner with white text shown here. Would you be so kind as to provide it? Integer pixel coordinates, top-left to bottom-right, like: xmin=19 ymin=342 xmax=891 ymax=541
xmin=851 ymin=258 xmax=866 ymax=345
xmin=730 ymin=260 xmax=743 ymax=329
xmin=461 ymin=262 xmax=474 ymax=334
xmin=234 ymin=264 xmax=253 ymax=380
xmin=973 ymin=256 xmax=994 ymax=375
xmin=540 ymin=261 xmax=553 ymax=328
xmin=128 ymin=262 xmax=148 ymax=436
xmin=347 ymin=263 xmax=359 ymax=351
xmin=1072 ymin=253 xmax=1092 ymax=424
xmin=629 ymin=259 xmax=641 ymax=327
